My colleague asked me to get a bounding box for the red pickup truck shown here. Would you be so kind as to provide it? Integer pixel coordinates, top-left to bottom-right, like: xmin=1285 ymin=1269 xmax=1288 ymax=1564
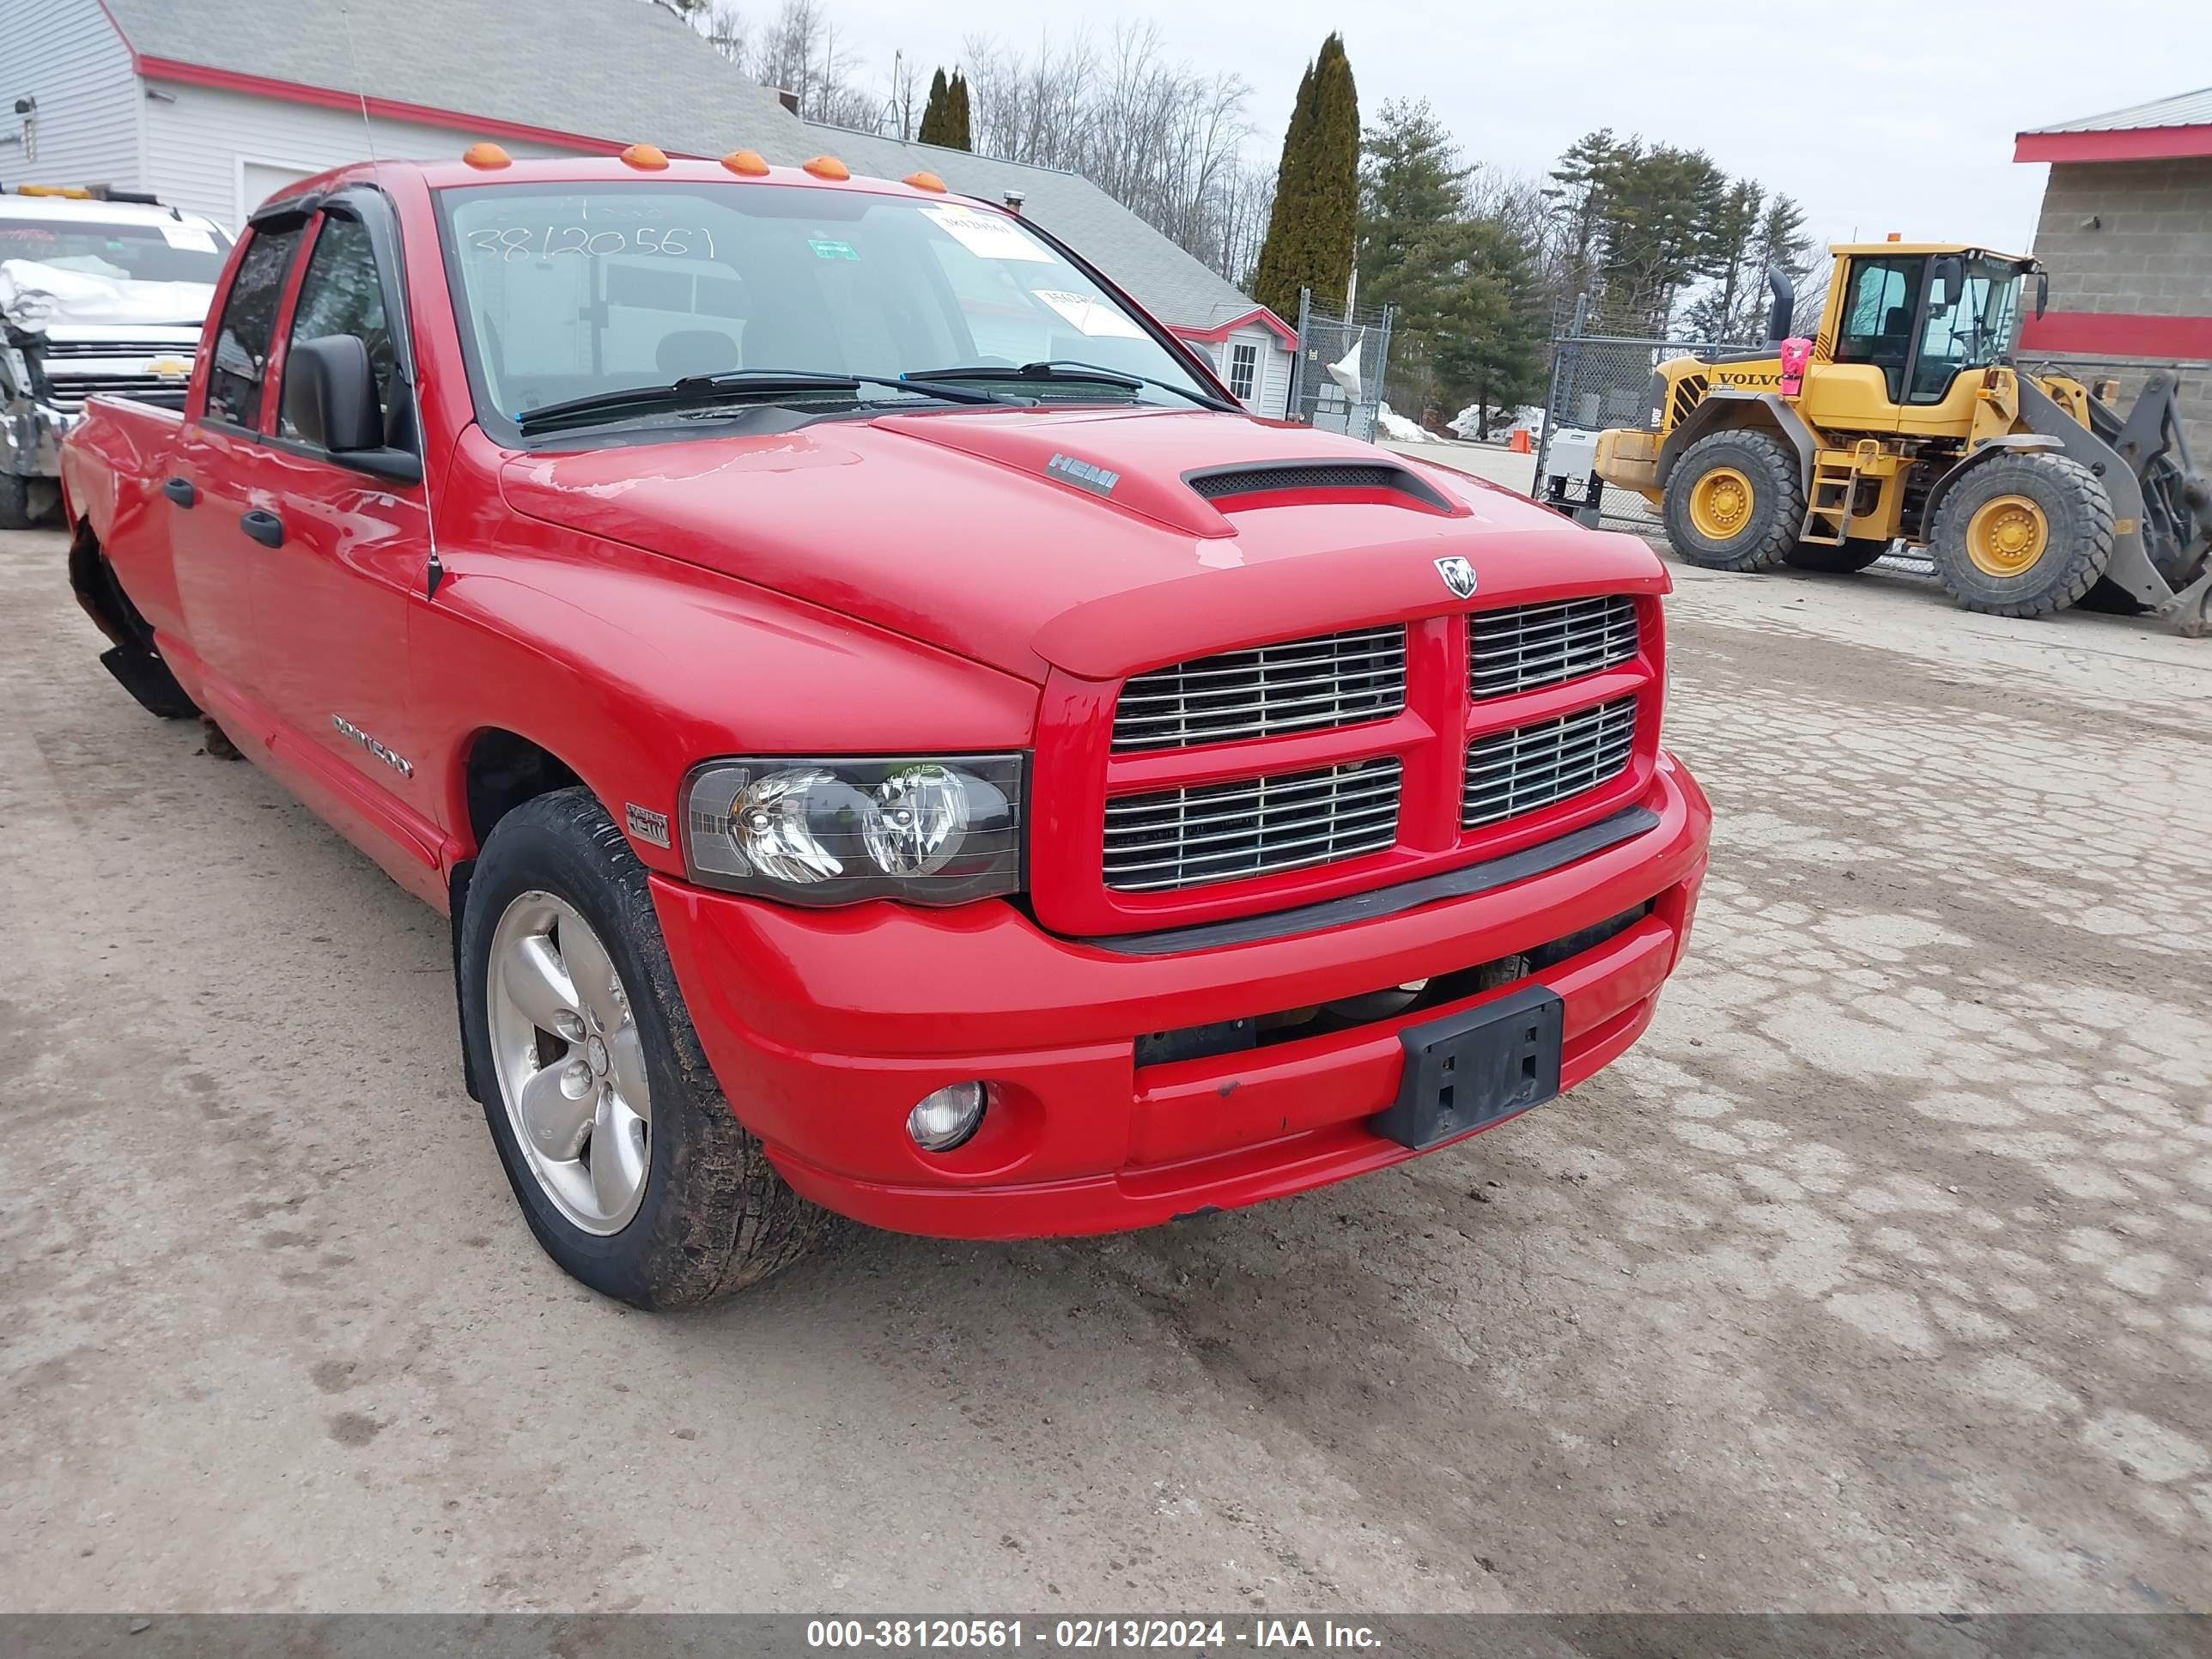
xmin=62 ymin=150 xmax=1711 ymax=1308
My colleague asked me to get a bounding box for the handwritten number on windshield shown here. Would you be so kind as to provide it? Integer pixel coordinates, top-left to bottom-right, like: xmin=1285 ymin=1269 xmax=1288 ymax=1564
xmin=465 ymin=226 xmax=718 ymax=262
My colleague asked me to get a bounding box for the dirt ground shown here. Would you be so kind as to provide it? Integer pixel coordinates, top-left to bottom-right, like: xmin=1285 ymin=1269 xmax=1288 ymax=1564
xmin=2 ymin=522 xmax=2207 ymax=1614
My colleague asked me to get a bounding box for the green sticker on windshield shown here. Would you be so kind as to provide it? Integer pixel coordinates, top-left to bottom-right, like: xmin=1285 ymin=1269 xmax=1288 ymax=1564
xmin=809 ymin=239 xmax=859 ymax=261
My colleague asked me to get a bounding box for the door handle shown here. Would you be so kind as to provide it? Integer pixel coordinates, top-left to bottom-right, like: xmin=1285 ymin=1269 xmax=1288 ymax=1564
xmin=240 ymin=508 xmax=285 ymax=549
xmin=161 ymin=477 xmax=197 ymax=507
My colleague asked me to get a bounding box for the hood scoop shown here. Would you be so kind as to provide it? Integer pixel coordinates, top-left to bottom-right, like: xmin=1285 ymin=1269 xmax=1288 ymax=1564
xmin=1183 ymin=459 xmax=1460 ymax=514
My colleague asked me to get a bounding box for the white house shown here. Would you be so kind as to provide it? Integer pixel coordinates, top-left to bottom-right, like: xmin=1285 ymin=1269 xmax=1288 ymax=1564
xmin=1 ymin=0 xmax=1297 ymax=416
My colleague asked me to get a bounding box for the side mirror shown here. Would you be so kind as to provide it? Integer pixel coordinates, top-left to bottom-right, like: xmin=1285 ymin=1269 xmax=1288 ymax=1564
xmin=1929 ymin=255 xmax=1964 ymax=304
xmin=2035 ymin=271 xmax=2049 ymax=319
xmin=283 ymin=334 xmax=382 ymax=453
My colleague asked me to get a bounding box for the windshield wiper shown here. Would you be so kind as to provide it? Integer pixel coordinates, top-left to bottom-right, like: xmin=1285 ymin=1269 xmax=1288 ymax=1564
xmin=514 ymin=368 xmax=1001 ymax=434
xmin=902 ymin=360 xmax=1236 ymax=411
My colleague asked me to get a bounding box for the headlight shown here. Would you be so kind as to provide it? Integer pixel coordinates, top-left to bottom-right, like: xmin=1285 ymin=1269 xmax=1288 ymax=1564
xmin=681 ymin=755 xmax=1024 ymax=905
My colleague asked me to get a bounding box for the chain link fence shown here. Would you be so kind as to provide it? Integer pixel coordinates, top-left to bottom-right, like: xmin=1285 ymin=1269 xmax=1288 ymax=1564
xmin=1291 ymin=291 xmax=1395 ymax=441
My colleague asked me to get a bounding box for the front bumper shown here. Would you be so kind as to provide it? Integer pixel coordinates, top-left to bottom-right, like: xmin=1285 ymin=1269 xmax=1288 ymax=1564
xmin=652 ymin=755 xmax=1711 ymax=1238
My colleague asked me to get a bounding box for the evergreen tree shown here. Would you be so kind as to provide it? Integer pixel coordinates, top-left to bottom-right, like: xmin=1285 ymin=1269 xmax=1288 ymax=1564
xmin=915 ymin=69 xmax=951 ymax=148
xmin=1358 ymin=100 xmax=1542 ymax=432
xmin=918 ymin=68 xmax=952 ymax=148
xmin=945 ymin=71 xmax=972 ymax=151
xmin=1251 ymin=33 xmax=1358 ymax=321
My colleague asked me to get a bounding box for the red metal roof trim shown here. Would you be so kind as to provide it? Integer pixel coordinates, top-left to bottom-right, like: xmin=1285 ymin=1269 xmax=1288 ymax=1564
xmin=2014 ymin=125 xmax=2212 ymax=164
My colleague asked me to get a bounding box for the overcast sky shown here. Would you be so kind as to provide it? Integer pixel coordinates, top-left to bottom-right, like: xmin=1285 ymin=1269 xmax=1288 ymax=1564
xmin=803 ymin=0 xmax=2212 ymax=257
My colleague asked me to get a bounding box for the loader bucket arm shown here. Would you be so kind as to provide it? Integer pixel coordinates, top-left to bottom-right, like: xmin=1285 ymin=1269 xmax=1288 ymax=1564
xmin=2015 ymin=376 xmax=2211 ymax=631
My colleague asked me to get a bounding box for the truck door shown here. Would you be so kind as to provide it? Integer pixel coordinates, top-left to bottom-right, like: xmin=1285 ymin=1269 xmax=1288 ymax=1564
xmin=244 ymin=196 xmax=445 ymax=902
xmin=1826 ymin=252 xmax=1925 ymax=431
xmin=167 ymin=217 xmax=309 ymax=744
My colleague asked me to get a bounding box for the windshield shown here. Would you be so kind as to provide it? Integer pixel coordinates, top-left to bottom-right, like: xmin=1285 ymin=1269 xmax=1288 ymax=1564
xmin=434 ymin=181 xmax=1213 ymax=435
xmin=1917 ymin=257 xmax=2025 ymax=381
xmin=0 ymin=216 xmax=230 ymax=282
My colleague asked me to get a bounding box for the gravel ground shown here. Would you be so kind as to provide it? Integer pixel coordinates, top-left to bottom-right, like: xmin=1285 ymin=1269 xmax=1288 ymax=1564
xmin=2 ymin=523 xmax=2207 ymax=1615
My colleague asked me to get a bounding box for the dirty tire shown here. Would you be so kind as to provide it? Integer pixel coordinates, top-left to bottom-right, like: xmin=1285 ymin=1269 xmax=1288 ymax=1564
xmin=1662 ymin=429 xmax=1805 ymax=572
xmin=1928 ymin=452 xmax=2113 ymax=618
xmin=459 ymin=787 xmax=839 ymax=1308
xmin=1784 ymin=538 xmax=1889 ymax=574
xmin=0 ymin=473 xmax=33 ymax=532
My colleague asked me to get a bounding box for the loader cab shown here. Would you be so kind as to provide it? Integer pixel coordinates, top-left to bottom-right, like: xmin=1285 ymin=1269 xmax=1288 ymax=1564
xmin=1823 ymin=243 xmax=2035 ymax=419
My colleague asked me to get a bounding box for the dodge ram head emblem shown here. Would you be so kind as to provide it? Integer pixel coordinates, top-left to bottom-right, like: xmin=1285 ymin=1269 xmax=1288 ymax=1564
xmin=1435 ymin=556 xmax=1477 ymax=599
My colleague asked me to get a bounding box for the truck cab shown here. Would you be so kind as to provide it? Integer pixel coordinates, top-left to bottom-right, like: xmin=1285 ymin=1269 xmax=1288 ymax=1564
xmin=0 ymin=185 xmax=231 ymax=526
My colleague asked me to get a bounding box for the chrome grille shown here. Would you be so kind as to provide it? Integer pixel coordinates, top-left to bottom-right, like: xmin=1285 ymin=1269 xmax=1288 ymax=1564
xmin=1462 ymin=697 xmax=1637 ymax=828
xmin=1112 ymin=626 xmax=1406 ymax=752
xmin=46 ymin=374 xmax=189 ymax=411
xmin=1468 ymin=595 xmax=1638 ymax=699
xmin=1103 ymin=758 xmax=1401 ymax=892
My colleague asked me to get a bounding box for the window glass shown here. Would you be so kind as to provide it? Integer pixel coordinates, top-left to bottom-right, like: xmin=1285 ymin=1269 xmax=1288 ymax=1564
xmin=280 ymin=215 xmax=398 ymax=443
xmin=0 ymin=216 xmax=230 ymax=283
xmin=1833 ymin=254 xmax=1923 ymax=401
xmin=206 ymin=223 xmax=304 ymax=427
xmin=1226 ymin=340 xmax=1258 ymax=403
xmin=1910 ymin=258 xmax=2025 ymax=403
xmin=434 ymin=182 xmax=1208 ymax=430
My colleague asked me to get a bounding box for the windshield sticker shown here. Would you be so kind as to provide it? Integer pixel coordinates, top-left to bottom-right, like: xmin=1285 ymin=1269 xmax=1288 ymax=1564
xmin=465 ymin=226 xmax=719 ymax=262
xmin=923 ymin=205 xmax=1052 ymax=263
xmin=809 ymin=239 xmax=859 ymax=260
xmin=1032 ymin=289 xmax=1146 ymax=340
xmin=159 ymin=223 xmax=219 ymax=253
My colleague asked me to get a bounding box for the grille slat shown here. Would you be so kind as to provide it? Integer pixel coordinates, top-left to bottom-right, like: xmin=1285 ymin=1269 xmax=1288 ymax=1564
xmin=1103 ymin=759 xmax=1401 ymax=892
xmin=1112 ymin=627 xmax=1407 ymax=753
xmin=1468 ymin=595 xmax=1639 ymax=699
xmin=1462 ymin=698 xmax=1638 ymax=828
xmin=47 ymin=375 xmax=190 ymax=411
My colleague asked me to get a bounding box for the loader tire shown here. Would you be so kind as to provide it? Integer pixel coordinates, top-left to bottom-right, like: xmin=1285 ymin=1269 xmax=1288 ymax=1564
xmin=1662 ymin=430 xmax=1804 ymax=573
xmin=1929 ymin=452 xmax=2112 ymax=619
xmin=1784 ymin=538 xmax=1889 ymax=574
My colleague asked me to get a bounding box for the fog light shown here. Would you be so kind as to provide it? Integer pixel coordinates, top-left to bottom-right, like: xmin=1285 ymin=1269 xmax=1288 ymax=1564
xmin=907 ymin=1082 xmax=987 ymax=1152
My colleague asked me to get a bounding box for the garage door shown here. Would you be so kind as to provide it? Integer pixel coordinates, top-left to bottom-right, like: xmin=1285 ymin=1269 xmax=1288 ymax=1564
xmin=240 ymin=161 xmax=317 ymax=225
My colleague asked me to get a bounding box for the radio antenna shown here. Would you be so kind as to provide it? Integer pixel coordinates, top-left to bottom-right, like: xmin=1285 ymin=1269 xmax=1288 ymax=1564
xmin=337 ymin=4 xmax=380 ymax=168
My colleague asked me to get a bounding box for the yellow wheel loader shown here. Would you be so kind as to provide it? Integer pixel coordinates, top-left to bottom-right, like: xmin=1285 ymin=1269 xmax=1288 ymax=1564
xmin=1592 ymin=243 xmax=2212 ymax=633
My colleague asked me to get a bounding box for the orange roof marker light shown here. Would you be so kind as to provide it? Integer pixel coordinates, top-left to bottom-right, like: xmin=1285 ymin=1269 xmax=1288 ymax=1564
xmin=721 ymin=149 xmax=770 ymax=177
xmin=803 ymin=155 xmax=850 ymax=181
xmin=621 ymin=143 xmax=670 ymax=171
xmin=463 ymin=143 xmax=511 ymax=170
xmin=1886 ymin=231 xmax=1903 ymax=242
xmin=903 ymin=171 xmax=947 ymax=193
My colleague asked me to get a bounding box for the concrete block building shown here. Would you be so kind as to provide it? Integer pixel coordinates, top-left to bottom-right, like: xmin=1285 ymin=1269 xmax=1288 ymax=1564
xmin=2015 ymin=88 xmax=2212 ymax=453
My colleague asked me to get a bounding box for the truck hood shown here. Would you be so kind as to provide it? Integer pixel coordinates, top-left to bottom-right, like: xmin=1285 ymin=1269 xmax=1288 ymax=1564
xmin=497 ymin=408 xmax=1668 ymax=683
xmin=0 ymin=258 xmax=216 ymax=331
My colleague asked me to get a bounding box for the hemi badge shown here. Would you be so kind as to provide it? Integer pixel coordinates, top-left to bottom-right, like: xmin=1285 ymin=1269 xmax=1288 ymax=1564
xmin=1046 ymin=452 xmax=1121 ymax=496
xmin=625 ymin=803 xmax=671 ymax=848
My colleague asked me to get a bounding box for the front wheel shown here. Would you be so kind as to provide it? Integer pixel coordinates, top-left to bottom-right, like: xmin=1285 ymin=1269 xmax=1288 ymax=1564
xmin=1928 ymin=452 xmax=2113 ymax=618
xmin=0 ymin=473 xmax=34 ymax=531
xmin=1661 ymin=429 xmax=1805 ymax=572
xmin=459 ymin=788 xmax=837 ymax=1307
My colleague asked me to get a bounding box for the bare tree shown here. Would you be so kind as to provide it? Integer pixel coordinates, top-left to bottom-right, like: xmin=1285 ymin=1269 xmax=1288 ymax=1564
xmin=957 ymin=23 xmax=1257 ymax=282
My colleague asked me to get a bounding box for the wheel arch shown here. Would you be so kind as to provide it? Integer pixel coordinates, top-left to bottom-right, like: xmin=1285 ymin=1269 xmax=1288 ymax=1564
xmin=1921 ymin=434 xmax=2066 ymax=537
xmin=1656 ymin=392 xmax=1817 ymax=493
xmin=447 ymin=726 xmax=591 ymax=1103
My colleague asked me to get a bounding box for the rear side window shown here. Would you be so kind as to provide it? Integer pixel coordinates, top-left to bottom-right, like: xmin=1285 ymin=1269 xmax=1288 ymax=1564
xmin=205 ymin=223 xmax=303 ymax=427
xmin=280 ymin=214 xmax=398 ymax=445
